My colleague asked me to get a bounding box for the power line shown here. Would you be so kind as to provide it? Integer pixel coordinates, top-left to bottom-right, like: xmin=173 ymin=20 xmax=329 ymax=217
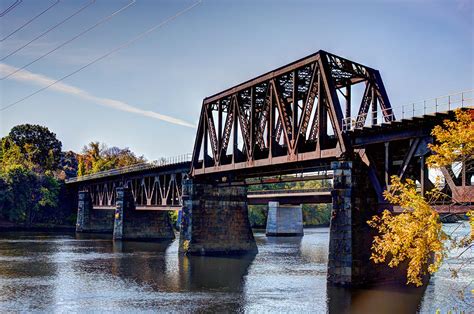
xmin=0 ymin=0 xmax=202 ymax=112
xmin=0 ymin=0 xmax=22 ymax=18
xmin=1 ymin=0 xmax=136 ymax=80
xmin=0 ymin=0 xmax=60 ymax=41
xmin=1 ymin=0 xmax=96 ymax=62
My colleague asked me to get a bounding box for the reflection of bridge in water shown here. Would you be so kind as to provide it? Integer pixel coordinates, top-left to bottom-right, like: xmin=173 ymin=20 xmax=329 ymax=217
xmin=66 ymin=50 xmax=473 ymax=287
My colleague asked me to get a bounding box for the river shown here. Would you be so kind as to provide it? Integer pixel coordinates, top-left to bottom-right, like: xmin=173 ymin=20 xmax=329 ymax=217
xmin=0 ymin=223 xmax=471 ymax=313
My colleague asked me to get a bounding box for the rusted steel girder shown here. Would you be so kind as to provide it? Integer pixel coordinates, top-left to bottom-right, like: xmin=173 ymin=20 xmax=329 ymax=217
xmin=191 ymin=50 xmax=394 ymax=178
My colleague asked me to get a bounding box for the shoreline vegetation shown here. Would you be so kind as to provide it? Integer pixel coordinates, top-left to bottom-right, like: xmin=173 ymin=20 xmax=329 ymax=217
xmin=0 ymin=124 xmax=146 ymax=231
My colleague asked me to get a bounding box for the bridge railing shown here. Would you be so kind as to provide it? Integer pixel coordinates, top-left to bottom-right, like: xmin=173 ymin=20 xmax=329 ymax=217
xmin=65 ymin=153 xmax=192 ymax=183
xmin=342 ymin=89 xmax=473 ymax=131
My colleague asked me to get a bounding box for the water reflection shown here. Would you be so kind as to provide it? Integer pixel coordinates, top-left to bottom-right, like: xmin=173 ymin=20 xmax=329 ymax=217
xmin=327 ymin=284 xmax=426 ymax=314
xmin=0 ymin=224 xmax=471 ymax=312
xmin=179 ymin=254 xmax=255 ymax=292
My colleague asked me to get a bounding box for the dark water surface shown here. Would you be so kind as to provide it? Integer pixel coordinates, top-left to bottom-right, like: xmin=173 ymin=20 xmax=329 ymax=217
xmin=0 ymin=224 xmax=471 ymax=313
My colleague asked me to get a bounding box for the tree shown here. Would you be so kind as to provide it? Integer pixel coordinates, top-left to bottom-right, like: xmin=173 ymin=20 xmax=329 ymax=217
xmin=0 ymin=176 xmax=12 ymax=220
xmin=5 ymin=124 xmax=62 ymax=173
xmin=368 ymin=109 xmax=473 ymax=286
xmin=0 ymin=124 xmax=71 ymax=226
xmin=77 ymin=142 xmax=146 ymax=176
xmin=58 ymin=151 xmax=79 ymax=179
xmin=426 ymin=109 xmax=474 ymax=170
xmin=368 ymin=176 xmax=447 ymax=286
xmin=1 ymin=165 xmax=59 ymax=226
xmin=0 ymin=137 xmax=27 ymax=172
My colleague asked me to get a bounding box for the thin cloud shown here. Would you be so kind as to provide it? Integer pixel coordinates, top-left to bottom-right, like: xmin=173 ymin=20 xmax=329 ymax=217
xmin=0 ymin=63 xmax=196 ymax=128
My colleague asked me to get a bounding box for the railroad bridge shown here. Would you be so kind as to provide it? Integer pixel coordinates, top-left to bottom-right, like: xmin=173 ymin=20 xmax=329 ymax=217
xmin=66 ymin=50 xmax=473 ymax=286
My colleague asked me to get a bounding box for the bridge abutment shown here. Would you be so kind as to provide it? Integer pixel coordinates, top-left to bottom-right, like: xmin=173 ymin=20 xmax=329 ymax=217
xmin=179 ymin=180 xmax=258 ymax=255
xmin=266 ymin=202 xmax=303 ymax=236
xmin=76 ymin=191 xmax=114 ymax=233
xmin=113 ymin=187 xmax=175 ymax=241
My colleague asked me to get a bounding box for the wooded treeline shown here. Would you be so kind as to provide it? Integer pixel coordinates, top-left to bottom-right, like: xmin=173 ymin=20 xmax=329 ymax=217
xmin=0 ymin=124 xmax=144 ymax=227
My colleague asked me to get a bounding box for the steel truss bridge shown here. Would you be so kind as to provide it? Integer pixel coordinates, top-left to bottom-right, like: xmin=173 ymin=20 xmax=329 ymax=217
xmin=66 ymin=50 xmax=473 ymax=214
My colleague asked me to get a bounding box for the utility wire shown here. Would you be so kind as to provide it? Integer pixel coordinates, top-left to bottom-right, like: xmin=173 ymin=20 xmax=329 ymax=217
xmin=0 ymin=0 xmax=23 ymax=18
xmin=0 ymin=0 xmax=136 ymax=80
xmin=1 ymin=0 xmax=96 ymax=62
xmin=0 ymin=0 xmax=202 ymax=112
xmin=0 ymin=0 xmax=60 ymax=41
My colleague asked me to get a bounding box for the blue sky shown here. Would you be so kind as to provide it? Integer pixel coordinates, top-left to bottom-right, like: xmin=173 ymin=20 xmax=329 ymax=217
xmin=0 ymin=0 xmax=472 ymax=160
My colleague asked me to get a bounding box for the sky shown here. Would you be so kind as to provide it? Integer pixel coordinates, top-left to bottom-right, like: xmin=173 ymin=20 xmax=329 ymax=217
xmin=0 ymin=0 xmax=472 ymax=160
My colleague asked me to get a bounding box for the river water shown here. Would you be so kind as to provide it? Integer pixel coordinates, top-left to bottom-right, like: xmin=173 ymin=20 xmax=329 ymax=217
xmin=0 ymin=223 xmax=471 ymax=313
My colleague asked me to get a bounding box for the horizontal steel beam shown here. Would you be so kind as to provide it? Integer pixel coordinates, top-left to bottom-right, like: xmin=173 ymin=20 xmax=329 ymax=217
xmin=93 ymin=206 xmax=180 ymax=211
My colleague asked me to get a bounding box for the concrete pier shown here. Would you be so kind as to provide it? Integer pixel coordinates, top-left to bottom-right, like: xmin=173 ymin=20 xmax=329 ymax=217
xmin=265 ymin=202 xmax=303 ymax=236
xmin=113 ymin=187 xmax=175 ymax=241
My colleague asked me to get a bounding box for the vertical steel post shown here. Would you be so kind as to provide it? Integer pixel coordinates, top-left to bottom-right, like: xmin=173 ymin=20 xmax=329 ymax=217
xmin=371 ymin=88 xmax=377 ymax=125
xmin=345 ymin=84 xmax=351 ymax=120
xmin=292 ymin=70 xmax=298 ymax=142
xmin=420 ymin=155 xmax=428 ymax=196
xmin=233 ymin=97 xmax=238 ymax=162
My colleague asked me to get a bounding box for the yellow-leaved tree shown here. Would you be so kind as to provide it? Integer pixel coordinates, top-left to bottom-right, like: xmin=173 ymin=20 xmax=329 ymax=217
xmin=368 ymin=108 xmax=473 ymax=286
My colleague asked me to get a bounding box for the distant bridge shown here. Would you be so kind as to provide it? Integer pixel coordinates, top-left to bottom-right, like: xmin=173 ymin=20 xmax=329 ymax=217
xmin=66 ymin=158 xmax=333 ymax=209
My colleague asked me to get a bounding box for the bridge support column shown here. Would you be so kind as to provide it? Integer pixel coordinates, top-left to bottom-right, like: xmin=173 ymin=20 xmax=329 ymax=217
xmin=179 ymin=180 xmax=257 ymax=255
xmin=113 ymin=187 xmax=175 ymax=241
xmin=76 ymin=191 xmax=91 ymax=232
xmin=266 ymin=202 xmax=303 ymax=236
xmin=76 ymin=191 xmax=114 ymax=233
xmin=328 ymin=160 xmax=382 ymax=287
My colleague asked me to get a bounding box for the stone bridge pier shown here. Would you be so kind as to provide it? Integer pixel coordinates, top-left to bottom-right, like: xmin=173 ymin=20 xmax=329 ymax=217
xmin=329 ymin=159 xmax=392 ymax=287
xmin=179 ymin=180 xmax=258 ymax=255
xmin=76 ymin=188 xmax=175 ymax=240
xmin=113 ymin=187 xmax=175 ymax=241
xmin=76 ymin=191 xmax=114 ymax=233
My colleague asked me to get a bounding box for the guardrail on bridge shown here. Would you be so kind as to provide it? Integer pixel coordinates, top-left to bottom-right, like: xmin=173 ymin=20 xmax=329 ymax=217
xmin=65 ymin=153 xmax=192 ymax=183
xmin=342 ymin=89 xmax=473 ymax=131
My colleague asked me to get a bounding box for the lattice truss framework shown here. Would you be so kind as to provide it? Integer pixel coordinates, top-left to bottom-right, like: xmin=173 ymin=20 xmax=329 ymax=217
xmin=192 ymin=51 xmax=394 ymax=175
xmin=83 ymin=172 xmax=185 ymax=208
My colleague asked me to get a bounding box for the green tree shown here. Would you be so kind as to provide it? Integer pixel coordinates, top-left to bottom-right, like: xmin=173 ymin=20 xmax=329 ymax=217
xmin=5 ymin=124 xmax=62 ymax=173
xmin=0 ymin=124 xmax=67 ymax=226
xmin=1 ymin=165 xmax=60 ymax=226
xmin=0 ymin=137 xmax=27 ymax=172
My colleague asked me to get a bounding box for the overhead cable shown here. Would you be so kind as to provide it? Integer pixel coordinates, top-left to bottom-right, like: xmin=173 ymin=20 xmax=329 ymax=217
xmin=1 ymin=0 xmax=96 ymax=62
xmin=0 ymin=0 xmax=202 ymax=111
xmin=0 ymin=0 xmax=23 ymax=18
xmin=1 ymin=0 xmax=136 ymax=80
xmin=1 ymin=0 xmax=60 ymax=41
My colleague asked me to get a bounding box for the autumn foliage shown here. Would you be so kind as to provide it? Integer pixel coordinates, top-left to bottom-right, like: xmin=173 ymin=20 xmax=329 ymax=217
xmin=368 ymin=109 xmax=473 ymax=286
xmin=368 ymin=176 xmax=447 ymax=286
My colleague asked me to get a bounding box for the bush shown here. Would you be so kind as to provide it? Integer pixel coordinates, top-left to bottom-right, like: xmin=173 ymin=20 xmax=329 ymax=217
xmin=248 ymin=205 xmax=267 ymax=227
